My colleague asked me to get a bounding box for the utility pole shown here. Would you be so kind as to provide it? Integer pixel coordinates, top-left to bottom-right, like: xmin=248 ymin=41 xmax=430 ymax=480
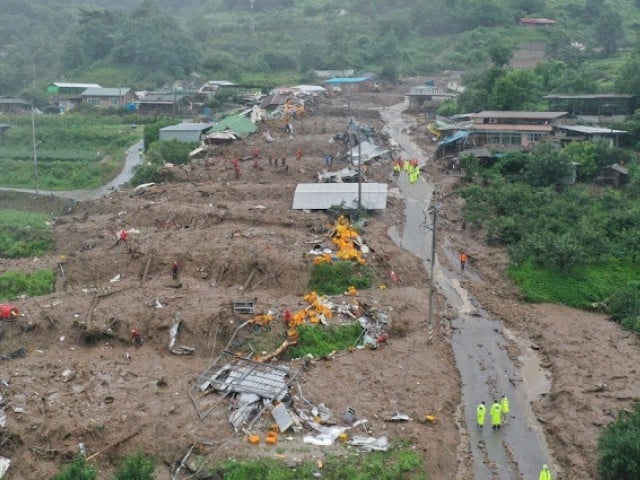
xmin=31 ymin=58 xmax=39 ymax=194
xmin=427 ymin=189 xmax=437 ymax=344
xmin=350 ymin=119 xmax=362 ymax=211
xmin=357 ymin=133 xmax=362 ymax=211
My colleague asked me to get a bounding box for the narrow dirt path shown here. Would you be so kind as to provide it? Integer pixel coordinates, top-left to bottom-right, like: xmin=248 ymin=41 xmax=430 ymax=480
xmin=381 ymin=100 xmax=555 ymax=480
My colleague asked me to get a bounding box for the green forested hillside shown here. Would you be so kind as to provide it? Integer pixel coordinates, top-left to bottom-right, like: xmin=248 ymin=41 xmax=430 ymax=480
xmin=2 ymin=0 xmax=640 ymax=101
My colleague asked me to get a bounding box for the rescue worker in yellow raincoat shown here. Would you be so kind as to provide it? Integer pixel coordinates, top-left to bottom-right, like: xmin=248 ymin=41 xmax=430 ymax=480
xmin=539 ymin=464 xmax=552 ymax=480
xmin=490 ymin=400 xmax=502 ymax=429
xmin=501 ymin=394 xmax=510 ymax=423
xmin=476 ymin=401 xmax=486 ymax=429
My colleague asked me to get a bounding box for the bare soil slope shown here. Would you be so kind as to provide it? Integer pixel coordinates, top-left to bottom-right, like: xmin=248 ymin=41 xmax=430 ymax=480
xmin=2 ymin=86 xmax=639 ymax=480
xmin=0 ymin=91 xmax=461 ymax=480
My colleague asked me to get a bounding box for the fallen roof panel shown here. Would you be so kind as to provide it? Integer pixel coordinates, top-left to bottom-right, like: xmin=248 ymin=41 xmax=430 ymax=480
xmin=292 ymin=183 xmax=387 ymax=210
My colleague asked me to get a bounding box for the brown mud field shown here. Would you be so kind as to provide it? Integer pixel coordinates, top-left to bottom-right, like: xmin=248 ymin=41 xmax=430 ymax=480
xmin=1 ymin=85 xmax=638 ymax=480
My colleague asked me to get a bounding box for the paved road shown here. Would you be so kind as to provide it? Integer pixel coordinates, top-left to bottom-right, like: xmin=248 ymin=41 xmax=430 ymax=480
xmin=0 ymin=140 xmax=144 ymax=201
xmin=382 ymin=100 xmax=554 ymax=480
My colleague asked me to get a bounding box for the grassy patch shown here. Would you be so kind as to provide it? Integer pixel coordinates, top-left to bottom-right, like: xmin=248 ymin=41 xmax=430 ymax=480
xmin=0 ymin=270 xmax=55 ymax=301
xmin=215 ymin=443 xmax=426 ymax=480
xmin=0 ymin=209 xmax=54 ymax=258
xmin=508 ymin=260 xmax=640 ymax=308
xmin=308 ymin=261 xmax=376 ymax=296
xmin=286 ymin=323 xmax=363 ymax=359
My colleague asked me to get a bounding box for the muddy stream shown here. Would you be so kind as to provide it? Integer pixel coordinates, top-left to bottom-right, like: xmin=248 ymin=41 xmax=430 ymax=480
xmin=382 ymin=100 xmax=555 ymax=480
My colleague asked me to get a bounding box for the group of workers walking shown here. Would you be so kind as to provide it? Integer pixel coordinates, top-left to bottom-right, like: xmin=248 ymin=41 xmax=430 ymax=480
xmin=476 ymin=395 xmax=509 ymax=430
xmin=476 ymin=395 xmax=553 ymax=479
xmin=392 ymin=158 xmax=421 ymax=184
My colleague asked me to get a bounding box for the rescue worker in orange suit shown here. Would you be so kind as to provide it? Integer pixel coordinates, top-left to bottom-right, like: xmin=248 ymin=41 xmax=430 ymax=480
xmin=294 ymin=149 xmax=304 ymax=160
xmin=0 ymin=304 xmax=20 ymax=319
xmin=116 ymin=229 xmax=128 ymax=245
xmin=130 ymin=329 xmax=142 ymax=347
xmin=171 ymin=261 xmax=179 ymax=280
xmin=233 ymin=159 xmax=240 ymax=179
xmin=460 ymin=251 xmax=469 ymax=271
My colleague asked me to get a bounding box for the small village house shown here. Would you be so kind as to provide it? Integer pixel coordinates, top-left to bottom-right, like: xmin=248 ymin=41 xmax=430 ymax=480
xmin=80 ymin=87 xmax=135 ymax=109
xmin=469 ymin=111 xmax=568 ymax=148
xmin=544 ymin=94 xmax=636 ymax=123
xmin=0 ymin=97 xmax=31 ymax=114
xmin=47 ymin=82 xmax=102 ymax=112
xmin=159 ymin=122 xmax=214 ymax=143
xmin=407 ymin=85 xmax=457 ymax=114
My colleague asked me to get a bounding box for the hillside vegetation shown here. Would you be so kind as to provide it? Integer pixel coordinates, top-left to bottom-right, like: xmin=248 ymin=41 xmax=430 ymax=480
xmin=2 ymin=0 xmax=640 ymax=100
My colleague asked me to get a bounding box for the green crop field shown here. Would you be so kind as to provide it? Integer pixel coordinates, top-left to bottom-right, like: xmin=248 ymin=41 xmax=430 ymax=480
xmin=0 ymin=113 xmax=140 ymax=190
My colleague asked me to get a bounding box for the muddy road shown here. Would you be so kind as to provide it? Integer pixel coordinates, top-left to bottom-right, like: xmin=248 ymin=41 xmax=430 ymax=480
xmin=382 ymin=100 xmax=554 ymax=479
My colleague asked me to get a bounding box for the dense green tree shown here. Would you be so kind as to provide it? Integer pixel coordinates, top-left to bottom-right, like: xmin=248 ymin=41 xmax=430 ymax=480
xmin=461 ymin=0 xmax=511 ymax=29
xmin=523 ymin=143 xmax=571 ymax=188
xmin=457 ymin=66 xmax=506 ymax=112
xmin=544 ymin=232 xmax=587 ymax=271
xmin=536 ymin=60 xmax=597 ymax=93
xmin=487 ymin=36 xmax=514 ymax=67
xmin=615 ymin=51 xmax=640 ymax=96
xmin=509 ymin=0 xmax=546 ymax=14
xmin=594 ymin=5 xmax=623 ymax=54
xmin=583 ymin=0 xmax=605 ymax=20
xmin=597 ymin=402 xmax=640 ymax=479
xmin=437 ymin=98 xmax=459 ymax=116
xmin=488 ymin=69 xmax=543 ymax=110
xmin=559 ymin=141 xmax=599 ymax=181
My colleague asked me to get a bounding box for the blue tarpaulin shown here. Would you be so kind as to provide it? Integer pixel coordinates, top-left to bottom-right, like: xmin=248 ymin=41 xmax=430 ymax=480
xmin=325 ymin=77 xmax=370 ymax=84
xmin=437 ymin=130 xmax=469 ymax=147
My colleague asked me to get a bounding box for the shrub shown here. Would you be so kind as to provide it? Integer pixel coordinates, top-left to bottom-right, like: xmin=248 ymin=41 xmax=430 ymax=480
xmin=53 ymin=456 xmax=98 ymax=480
xmin=286 ymin=323 xmax=363 ymax=359
xmin=597 ymin=402 xmax=640 ymax=480
xmin=130 ymin=163 xmax=165 ymax=185
xmin=608 ymin=284 xmax=640 ymax=334
xmin=308 ymin=261 xmax=375 ymax=296
xmin=113 ymin=451 xmax=155 ymax=480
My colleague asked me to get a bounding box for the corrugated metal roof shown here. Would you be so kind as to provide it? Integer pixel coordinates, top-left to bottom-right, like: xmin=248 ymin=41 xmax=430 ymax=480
xmin=52 ymin=82 xmax=101 ymax=88
xmin=519 ymin=17 xmax=556 ymax=24
xmin=292 ymin=183 xmax=387 ymax=210
xmin=211 ymin=115 xmax=257 ymax=135
xmin=0 ymin=97 xmax=29 ymax=105
xmin=325 ymin=77 xmax=370 ymax=84
xmin=408 ymin=86 xmax=455 ymax=97
xmin=81 ymin=87 xmax=131 ymax=97
xmin=291 ymin=85 xmax=326 ymax=94
xmin=544 ymin=94 xmax=634 ymax=99
xmin=315 ymin=70 xmax=355 ymax=79
xmin=138 ymin=92 xmax=189 ymax=103
xmin=556 ymin=125 xmax=627 ymax=134
xmin=438 ymin=130 xmax=470 ymax=146
xmin=471 ymin=124 xmax=553 ymax=132
xmin=160 ymin=122 xmax=213 ymax=132
xmin=471 ymin=111 xmax=568 ymax=119
xmin=349 ymin=141 xmax=390 ymax=163
xmin=609 ymin=163 xmax=628 ymax=174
